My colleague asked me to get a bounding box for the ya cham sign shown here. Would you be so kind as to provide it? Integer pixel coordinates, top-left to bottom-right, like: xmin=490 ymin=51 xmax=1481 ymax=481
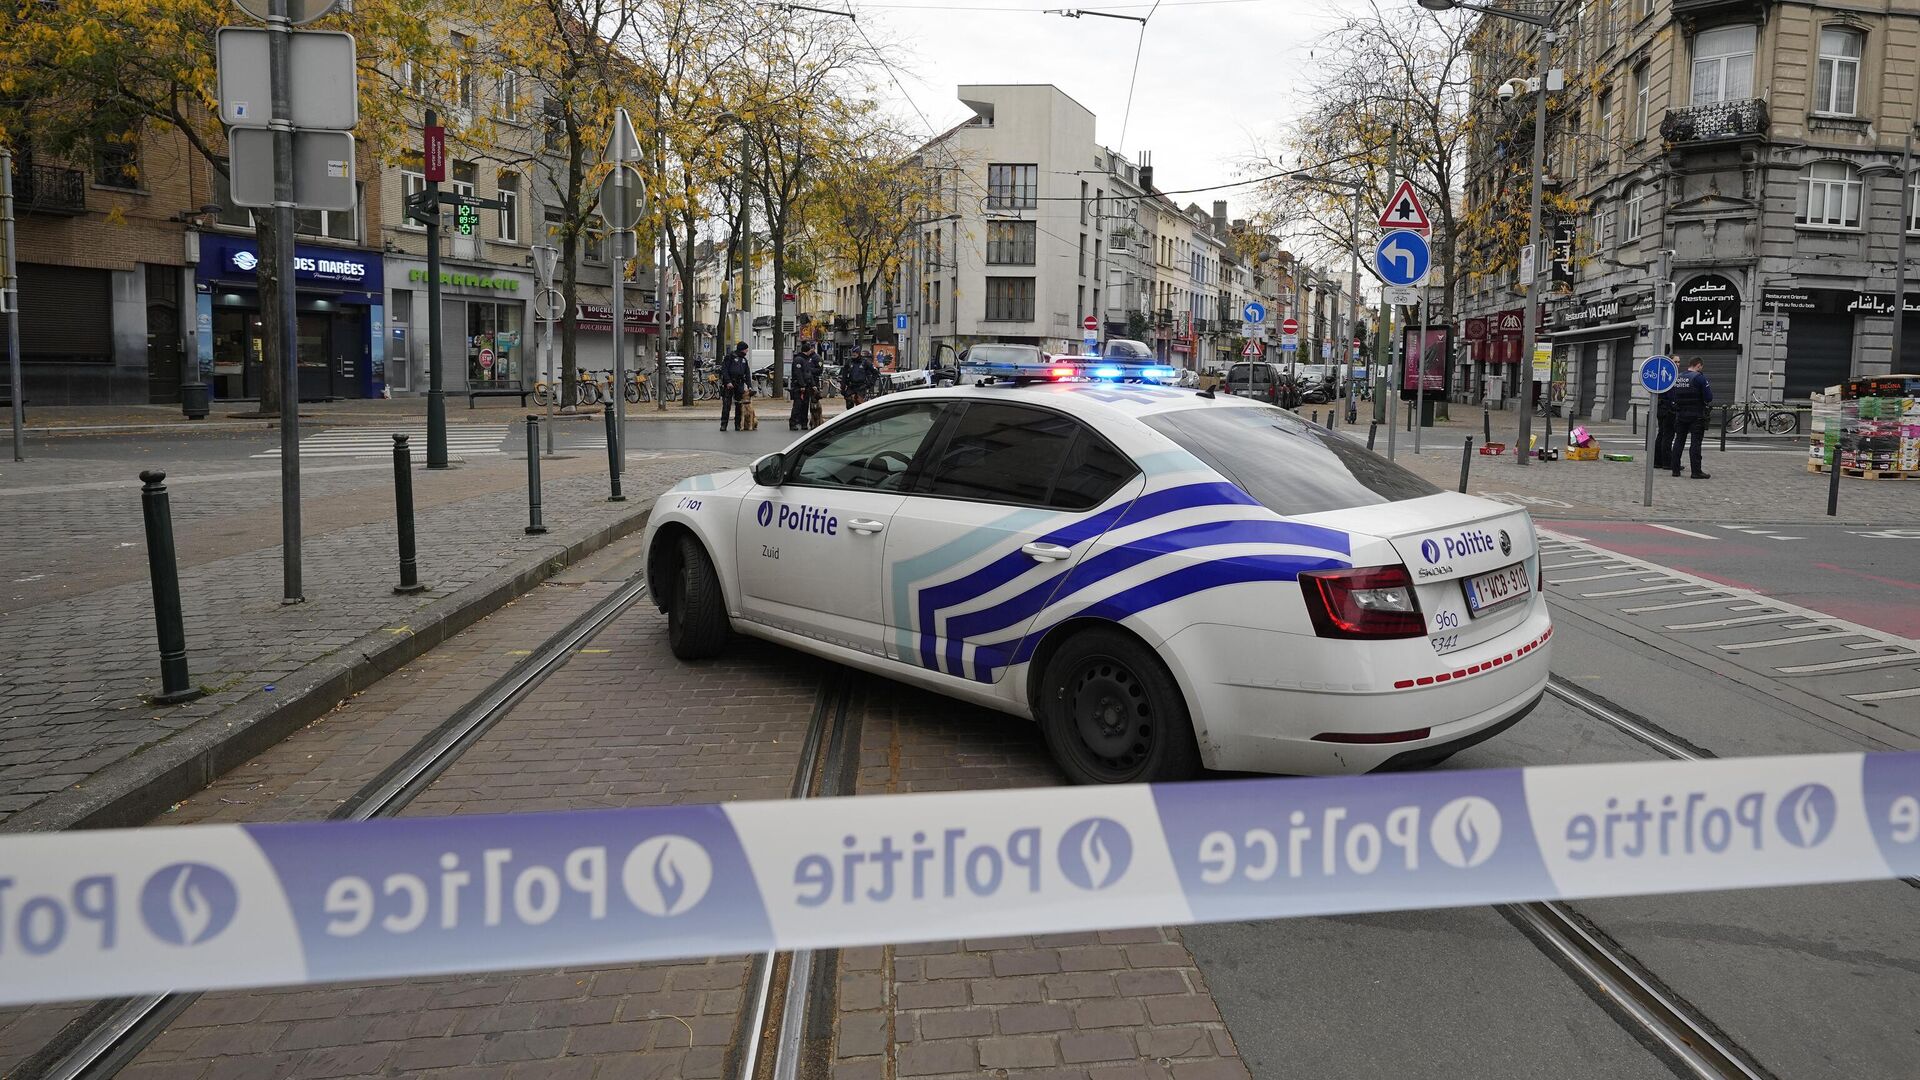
xmin=1673 ymin=274 xmax=1740 ymax=350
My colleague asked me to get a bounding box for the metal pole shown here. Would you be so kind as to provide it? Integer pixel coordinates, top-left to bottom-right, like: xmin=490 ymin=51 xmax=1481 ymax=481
xmin=1385 ymin=130 xmax=1401 ymax=459
xmin=1347 ymin=194 xmax=1361 ymax=424
xmin=1368 ymin=420 xmax=1378 ymax=450
xmin=425 ymin=109 xmax=448 ymax=470
xmin=1643 ymin=248 xmax=1670 ymax=508
xmin=1516 ymin=28 xmax=1552 ymax=468
xmin=1892 ymin=129 xmax=1914 ymax=371
xmin=525 ymin=416 xmax=548 ymax=534
xmin=1460 ymin=436 xmax=1475 ymax=492
xmin=610 ymin=228 xmax=628 ymax=476
xmin=603 ymin=400 xmax=626 ymax=502
xmin=269 ymin=0 xmax=303 ymax=602
xmin=1768 ymin=298 xmax=1781 ymax=408
xmin=392 ymin=435 xmax=427 ymax=594
xmin=1827 ymin=417 xmax=1843 ymax=516
xmin=1416 ymin=282 xmax=1429 ymax=454
xmin=140 ymin=471 xmax=204 ymax=705
xmin=543 ymin=311 xmax=555 ymax=456
xmin=3 ymin=149 xmax=23 ymax=462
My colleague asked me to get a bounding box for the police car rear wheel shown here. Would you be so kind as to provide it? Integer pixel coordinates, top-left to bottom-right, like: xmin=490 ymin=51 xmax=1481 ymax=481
xmin=1042 ymin=628 xmax=1199 ymax=784
xmin=667 ymin=535 xmax=729 ymax=659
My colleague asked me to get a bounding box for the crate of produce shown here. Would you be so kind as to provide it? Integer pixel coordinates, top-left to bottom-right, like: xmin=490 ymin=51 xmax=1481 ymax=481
xmin=1479 ymin=442 xmax=1506 ymax=455
xmin=1566 ymin=445 xmax=1600 ymax=460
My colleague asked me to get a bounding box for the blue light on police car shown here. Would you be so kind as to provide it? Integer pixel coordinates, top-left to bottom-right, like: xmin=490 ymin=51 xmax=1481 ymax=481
xmin=1146 ymin=366 xmax=1176 ymax=378
xmin=1093 ymin=366 xmax=1122 ymax=378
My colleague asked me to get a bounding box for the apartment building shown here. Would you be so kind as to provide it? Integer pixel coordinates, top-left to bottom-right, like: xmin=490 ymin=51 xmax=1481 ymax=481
xmin=1463 ymin=0 xmax=1920 ymax=419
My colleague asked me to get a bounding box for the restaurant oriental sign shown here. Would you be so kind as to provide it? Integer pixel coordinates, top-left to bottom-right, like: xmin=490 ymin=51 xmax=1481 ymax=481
xmin=1673 ymin=273 xmax=1741 ymax=350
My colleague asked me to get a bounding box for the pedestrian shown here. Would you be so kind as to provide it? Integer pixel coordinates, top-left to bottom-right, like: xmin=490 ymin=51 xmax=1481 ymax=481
xmin=844 ymin=348 xmax=877 ymax=410
xmin=719 ymin=342 xmax=751 ymax=432
xmin=1653 ymin=381 xmax=1675 ymax=470
xmin=1665 ymin=357 xmax=1712 ymax=479
xmin=789 ymin=341 xmax=820 ymax=431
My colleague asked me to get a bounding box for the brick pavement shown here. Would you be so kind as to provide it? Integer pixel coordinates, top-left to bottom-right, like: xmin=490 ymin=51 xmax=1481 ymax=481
xmin=0 ymin=448 xmax=746 ymax=828
xmin=832 ymin=682 xmax=1249 ymax=1080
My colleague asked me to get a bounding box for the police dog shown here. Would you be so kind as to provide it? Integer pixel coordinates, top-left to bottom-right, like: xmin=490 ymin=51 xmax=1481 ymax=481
xmin=740 ymin=389 xmax=760 ymax=430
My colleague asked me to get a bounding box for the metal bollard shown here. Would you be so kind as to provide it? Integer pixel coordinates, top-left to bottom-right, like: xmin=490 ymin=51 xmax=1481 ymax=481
xmin=1483 ymin=407 xmax=1492 ymax=443
xmin=139 ymin=471 xmax=204 ymax=705
xmin=1367 ymin=421 xmax=1379 ymax=451
xmin=1324 ymin=412 xmax=1333 ymax=430
xmin=1329 ymin=409 xmax=1338 ymax=430
xmin=526 ymin=416 xmax=548 ymax=535
xmin=1719 ymin=406 xmax=1729 ymax=453
xmin=1311 ymin=410 xmax=1320 ymax=425
xmin=1460 ymin=436 xmax=1474 ymax=493
xmin=603 ymin=404 xmax=626 ymax=502
xmin=1827 ymin=439 xmax=1843 ymax=517
xmin=392 ymin=435 xmax=428 ymax=594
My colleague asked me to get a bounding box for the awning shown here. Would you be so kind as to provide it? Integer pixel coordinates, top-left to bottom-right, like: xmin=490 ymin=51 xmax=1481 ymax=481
xmin=1546 ymin=320 xmax=1640 ymax=341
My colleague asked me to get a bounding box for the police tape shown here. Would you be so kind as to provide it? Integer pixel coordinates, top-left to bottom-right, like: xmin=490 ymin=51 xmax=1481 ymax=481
xmin=3 ymin=751 xmax=1918 ymax=1007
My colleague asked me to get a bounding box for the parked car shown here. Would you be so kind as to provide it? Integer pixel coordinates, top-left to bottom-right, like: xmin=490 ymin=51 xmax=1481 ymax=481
xmin=1224 ymin=362 xmax=1301 ymax=409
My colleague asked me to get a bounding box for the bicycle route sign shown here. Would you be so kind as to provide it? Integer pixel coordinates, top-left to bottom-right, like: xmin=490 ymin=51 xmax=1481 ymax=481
xmin=1640 ymin=354 xmax=1677 ymax=394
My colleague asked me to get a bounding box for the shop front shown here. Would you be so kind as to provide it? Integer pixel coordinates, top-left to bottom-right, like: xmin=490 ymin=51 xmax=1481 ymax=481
xmin=574 ymin=303 xmax=660 ymax=377
xmin=383 ymin=261 xmax=532 ymax=394
xmin=197 ymin=235 xmax=385 ymax=401
xmin=1758 ymin=287 xmax=1886 ymax=399
xmin=1549 ymin=290 xmax=1652 ymax=420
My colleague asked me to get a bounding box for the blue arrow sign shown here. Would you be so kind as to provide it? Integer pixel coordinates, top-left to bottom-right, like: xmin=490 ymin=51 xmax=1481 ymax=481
xmin=894 ymin=313 xmax=909 ymax=331
xmin=1640 ymin=354 xmax=1677 ymax=394
xmin=1374 ymin=231 xmax=1431 ymax=287
xmin=1242 ymin=301 xmax=1266 ymax=324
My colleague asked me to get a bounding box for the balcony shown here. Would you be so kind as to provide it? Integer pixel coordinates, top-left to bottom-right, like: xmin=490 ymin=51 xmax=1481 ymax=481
xmin=1661 ymin=99 xmax=1768 ymax=145
xmin=11 ymin=163 xmax=87 ymax=216
xmin=1153 ymin=308 xmax=1173 ymax=327
xmin=1670 ymin=0 xmax=1770 ymax=17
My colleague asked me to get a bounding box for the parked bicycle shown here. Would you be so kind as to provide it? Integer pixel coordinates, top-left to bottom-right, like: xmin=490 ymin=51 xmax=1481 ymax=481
xmin=1722 ymin=400 xmax=1799 ymax=435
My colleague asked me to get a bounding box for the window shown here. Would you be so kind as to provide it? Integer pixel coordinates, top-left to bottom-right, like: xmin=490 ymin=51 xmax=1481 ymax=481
xmin=931 ymin=281 xmax=942 ymax=325
xmin=984 ymin=277 xmax=1035 ymax=321
xmin=1623 ymin=184 xmax=1644 ymax=241
xmin=1815 ymin=28 xmax=1864 ymax=116
xmin=786 ymin=401 xmax=946 ymax=491
xmin=452 ymin=33 xmax=475 ymax=110
xmin=1634 ymin=0 xmax=1649 ymax=19
xmin=295 ymin=190 xmax=359 ymax=241
xmin=1797 ymin=161 xmax=1863 ymax=229
xmin=1633 ymin=64 xmax=1651 ymax=139
xmin=497 ymin=174 xmax=520 ymax=242
xmin=402 ymin=166 xmax=427 ymax=223
xmin=585 ymin=227 xmax=605 ymax=263
xmin=543 ymin=99 xmax=565 ymax=153
xmin=92 ymin=130 xmax=140 ymax=189
xmin=1079 ymin=233 xmax=1087 ymax=277
xmin=499 ymin=71 xmax=520 ymax=118
xmin=986 ymin=221 xmax=1036 ymax=265
xmin=1142 ymin=407 xmax=1440 ymax=514
xmin=213 ymin=165 xmax=251 ymax=227
xmin=405 ymin=60 xmax=428 ymax=95
xmin=1908 ymin=173 xmax=1920 ymax=232
xmin=544 ymin=204 xmax=564 ymax=242
xmin=1596 ymin=89 xmax=1613 ymax=164
xmin=1080 ymin=180 xmax=1089 ymax=224
xmin=1691 ymin=25 xmax=1755 ymax=105
xmin=1095 ymin=238 xmax=1102 ymax=280
xmin=917 ymin=403 xmax=1133 ymax=509
xmin=986 ymin=164 xmax=1037 ymax=209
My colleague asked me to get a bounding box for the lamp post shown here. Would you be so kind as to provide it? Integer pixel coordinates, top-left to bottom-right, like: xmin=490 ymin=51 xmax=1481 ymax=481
xmin=1419 ymin=0 xmax=1561 ymax=466
xmin=1290 ymin=172 xmax=1365 ymax=416
xmin=532 ymin=243 xmax=559 ymax=456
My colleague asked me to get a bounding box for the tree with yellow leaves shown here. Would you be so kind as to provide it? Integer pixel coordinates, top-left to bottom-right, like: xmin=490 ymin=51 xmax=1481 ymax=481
xmin=806 ymin=122 xmax=932 ymax=353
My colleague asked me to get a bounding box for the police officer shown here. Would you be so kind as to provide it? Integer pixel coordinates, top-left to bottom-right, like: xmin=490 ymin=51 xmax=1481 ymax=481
xmin=1665 ymin=357 xmax=1713 ymax=479
xmin=719 ymin=342 xmax=751 ymax=432
xmin=1653 ymin=383 xmax=1676 ymax=470
xmin=844 ymin=348 xmax=877 ymax=409
xmin=789 ymin=341 xmax=820 ymax=431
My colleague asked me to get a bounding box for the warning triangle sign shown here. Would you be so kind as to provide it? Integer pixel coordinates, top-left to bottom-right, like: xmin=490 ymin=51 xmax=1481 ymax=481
xmin=1377 ymin=180 xmax=1432 ymax=232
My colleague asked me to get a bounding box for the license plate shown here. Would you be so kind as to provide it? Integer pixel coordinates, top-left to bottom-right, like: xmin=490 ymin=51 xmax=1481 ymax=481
xmin=1464 ymin=563 xmax=1531 ymax=615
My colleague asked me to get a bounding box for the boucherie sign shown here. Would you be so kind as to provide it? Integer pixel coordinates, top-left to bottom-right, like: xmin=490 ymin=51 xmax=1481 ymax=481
xmin=1673 ymin=274 xmax=1740 ymax=349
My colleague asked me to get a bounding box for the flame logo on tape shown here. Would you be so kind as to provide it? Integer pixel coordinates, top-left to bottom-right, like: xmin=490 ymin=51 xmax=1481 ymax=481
xmin=1421 ymin=539 xmax=1442 ymax=564
xmin=1429 ymin=797 xmax=1501 ymax=869
xmin=757 ymin=501 xmax=774 ymax=527
xmin=139 ymin=863 xmax=239 ymax=946
xmin=1058 ymin=818 xmax=1133 ymax=891
xmin=1776 ymin=783 xmax=1836 ymax=848
xmin=621 ymin=835 xmax=713 ymax=917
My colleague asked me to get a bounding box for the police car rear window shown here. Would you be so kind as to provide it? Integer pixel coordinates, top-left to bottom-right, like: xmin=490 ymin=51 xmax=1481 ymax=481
xmin=1143 ymin=406 xmax=1440 ymax=513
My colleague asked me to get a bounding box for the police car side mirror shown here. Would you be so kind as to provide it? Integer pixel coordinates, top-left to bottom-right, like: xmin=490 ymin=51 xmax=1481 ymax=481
xmin=753 ymin=452 xmax=786 ymax=487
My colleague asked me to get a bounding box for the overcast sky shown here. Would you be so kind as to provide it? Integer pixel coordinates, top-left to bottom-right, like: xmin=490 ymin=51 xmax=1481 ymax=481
xmin=853 ymin=0 xmax=1377 ymax=214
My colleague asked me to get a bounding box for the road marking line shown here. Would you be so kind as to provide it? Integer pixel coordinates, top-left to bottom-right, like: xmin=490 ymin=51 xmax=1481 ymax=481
xmin=1545 ymin=560 xmax=1613 ymax=570
xmin=1665 ymin=612 xmax=1787 ymax=630
xmin=1552 ymin=570 xmax=1647 ymax=583
xmin=1717 ymin=633 xmax=1859 ymax=651
xmin=1581 ymin=582 xmax=1693 ymax=598
xmin=1622 ymin=597 xmax=1742 ymax=613
xmin=1849 ymin=687 xmax=1920 ymax=702
xmin=1850 ymin=641 xmax=1902 ymax=650
xmin=1777 ymin=654 xmax=1920 ymax=674
xmin=1647 ymin=524 xmax=1716 ymax=540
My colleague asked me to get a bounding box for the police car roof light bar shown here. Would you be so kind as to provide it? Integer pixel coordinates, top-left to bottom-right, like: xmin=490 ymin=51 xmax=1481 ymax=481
xmin=961 ymin=359 xmax=1177 ymax=385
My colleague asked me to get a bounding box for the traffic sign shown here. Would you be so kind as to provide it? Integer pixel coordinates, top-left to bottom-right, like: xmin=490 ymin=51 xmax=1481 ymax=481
xmin=233 ymin=0 xmax=344 ymax=24
xmin=1374 ymin=231 xmax=1431 ymax=287
xmin=1280 ymin=317 xmax=1298 ymax=335
xmin=1243 ymin=301 xmax=1266 ymax=325
xmin=217 ymin=28 xmax=358 ymax=130
xmin=228 ymin=128 xmax=355 ymax=211
xmin=1242 ymin=341 xmax=1263 ymax=357
xmin=1377 ymin=180 xmax=1432 ymax=232
xmin=1083 ymin=315 xmax=1099 ymax=332
xmin=597 ymin=165 xmax=645 ymax=230
xmin=895 ymin=313 xmax=909 ymax=331
xmin=1383 ymin=285 xmax=1419 ymax=306
xmin=1280 ymin=340 xmax=1298 ymax=352
xmin=1640 ymin=354 xmax=1678 ymax=394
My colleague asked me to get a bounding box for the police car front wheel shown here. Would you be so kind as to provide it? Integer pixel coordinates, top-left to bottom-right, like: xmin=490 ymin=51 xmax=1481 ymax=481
xmin=666 ymin=535 xmax=730 ymax=659
xmin=1040 ymin=628 xmax=1200 ymax=785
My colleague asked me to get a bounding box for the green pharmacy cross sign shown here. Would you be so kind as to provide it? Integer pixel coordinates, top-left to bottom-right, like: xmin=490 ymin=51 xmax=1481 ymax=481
xmin=456 ymin=202 xmax=480 ymax=236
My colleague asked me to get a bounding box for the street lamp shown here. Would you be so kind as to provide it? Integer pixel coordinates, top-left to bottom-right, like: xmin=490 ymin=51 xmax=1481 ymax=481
xmin=1292 ymin=171 xmax=1366 ymax=416
xmin=1419 ymin=0 xmax=1560 ymax=465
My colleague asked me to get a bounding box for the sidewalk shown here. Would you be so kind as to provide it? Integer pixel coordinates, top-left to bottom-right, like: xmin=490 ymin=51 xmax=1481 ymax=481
xmin=0 ymin=445 xmax=747 ymax=831
xmin=9 ymin=393 xmax=848 ymax=435
xmin=1350 ymin=399 xmax=1920 ymax=525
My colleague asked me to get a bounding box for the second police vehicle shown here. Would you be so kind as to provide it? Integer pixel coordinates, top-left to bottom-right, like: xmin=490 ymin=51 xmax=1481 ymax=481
xmin=645 ymin=354 xmax=1550 ymax=784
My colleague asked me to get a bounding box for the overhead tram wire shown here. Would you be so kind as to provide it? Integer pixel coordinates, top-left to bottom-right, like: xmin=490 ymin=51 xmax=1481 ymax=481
xmin=1115 ymin=0 xmax=1163 ymax=153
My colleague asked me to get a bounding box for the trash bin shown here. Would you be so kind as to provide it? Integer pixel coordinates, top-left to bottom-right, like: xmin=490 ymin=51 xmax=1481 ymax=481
xmin=180 ymin=382 xmax=210 ymax=420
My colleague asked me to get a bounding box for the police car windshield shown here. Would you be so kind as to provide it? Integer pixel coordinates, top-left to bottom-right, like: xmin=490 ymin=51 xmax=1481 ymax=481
xmin=965 ymin=345 xmax=1041 ymax=365
xmin=1143 ymin=406 xmax=1440 ymax=513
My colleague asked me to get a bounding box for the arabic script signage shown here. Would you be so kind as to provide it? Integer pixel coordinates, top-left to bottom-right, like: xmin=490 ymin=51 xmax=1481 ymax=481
xmin=1763 ymin=287 xmax=1920 ymax=317
xmin=1673 ymin=273 xmax=1741 ymax=350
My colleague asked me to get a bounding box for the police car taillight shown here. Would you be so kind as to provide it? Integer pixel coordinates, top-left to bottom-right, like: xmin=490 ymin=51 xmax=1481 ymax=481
xmin=1299 ymin=565 xmax=1425 ymax=639
xmin=1050 ymin=366 xmax=1075 ymax=378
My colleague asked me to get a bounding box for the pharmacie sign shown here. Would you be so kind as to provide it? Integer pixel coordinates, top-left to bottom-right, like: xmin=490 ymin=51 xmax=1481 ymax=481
xmin=409 ymin=269 xmax=521 ymax=291
xmin=1673 ymin=274 xmax=1741 ymax=349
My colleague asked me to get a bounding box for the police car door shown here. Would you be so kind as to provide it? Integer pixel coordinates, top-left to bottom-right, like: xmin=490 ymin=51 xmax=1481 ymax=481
xmin=736 ymin=400 xmax=949 ymax=655
xmin=881 ymin=401 xmax=1143 ymax=684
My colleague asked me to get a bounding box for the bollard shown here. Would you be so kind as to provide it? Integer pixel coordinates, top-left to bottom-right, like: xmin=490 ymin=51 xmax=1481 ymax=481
xmin=602 ymin=404 xmax=626 ymax=502
xmin=139 ymin=471 xmax=204 ymax=705
xmin=1311 ymin=410 xmax=1320 ymax=425
xmin=526 ymin=416 xmax=548 ymax=535
xmin=1324 ymin=412 xmax=1333 ymax=430
xmin=1483 ymin=407 xmax=1492 ymax=443
xmin=1459 ymin=436 xmax=1474 ymax=493
xmin=392 ymin=435 xmax=428 ymax=594
xmin=1329 ymin=410 xmax=1338 ymax=430
xmin=1367 ymin=421 xmax=1379 ymax=451
xmin=1719 ymin=406 xmax=1729 ymax=453
xmin=1827 ymin=440 xmax=1843 ymax=517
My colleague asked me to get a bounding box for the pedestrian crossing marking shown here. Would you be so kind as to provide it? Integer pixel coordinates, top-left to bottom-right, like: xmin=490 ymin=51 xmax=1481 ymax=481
xmin=253 ymin=426 xmax=507 ymax=459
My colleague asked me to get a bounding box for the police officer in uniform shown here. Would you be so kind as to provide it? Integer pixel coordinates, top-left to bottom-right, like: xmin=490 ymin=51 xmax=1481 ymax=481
xmin=719 ymin=342 xmax=751 ymax=432
xmin=1664 ymin=357 xmax=1712 ymax=479
xmin=844 ymin=349 xmax=877 ymax=409
xmin=790 ymin=341 xmax=820 ymax=430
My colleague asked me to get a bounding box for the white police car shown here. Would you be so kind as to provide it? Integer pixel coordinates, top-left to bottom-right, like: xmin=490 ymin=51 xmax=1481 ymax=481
xmin=644 ymin=360 xmax=1550 ymax=784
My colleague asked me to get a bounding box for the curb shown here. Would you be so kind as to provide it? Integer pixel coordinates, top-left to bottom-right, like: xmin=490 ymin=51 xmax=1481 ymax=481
xmin=2 ymin=506 xmax=653 ymax=834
